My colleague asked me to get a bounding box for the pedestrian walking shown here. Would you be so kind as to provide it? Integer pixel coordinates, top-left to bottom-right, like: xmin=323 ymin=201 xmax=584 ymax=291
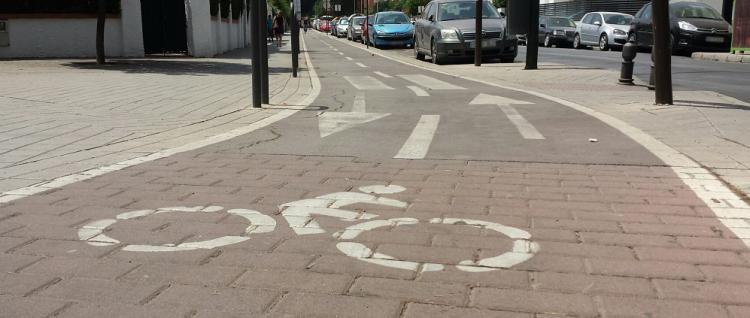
xmin=273 ymin=12 xmax=285 ymax=47
xmin=303 ymin=17 xmax=308 ymax=33
xmin=266 ymin=15 xmax=274 ymax=42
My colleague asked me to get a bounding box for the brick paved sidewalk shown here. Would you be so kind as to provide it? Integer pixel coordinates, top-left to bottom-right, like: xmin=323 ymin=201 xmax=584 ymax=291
xmin=0 ymin=35 xmax=309 ymax=194
xmin=2 ymin=144 xmax=750 ymax=317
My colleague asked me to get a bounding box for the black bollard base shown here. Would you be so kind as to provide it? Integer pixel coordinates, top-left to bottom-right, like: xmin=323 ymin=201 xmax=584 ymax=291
xmin=618 ymin=61 xmax=635 ymax=85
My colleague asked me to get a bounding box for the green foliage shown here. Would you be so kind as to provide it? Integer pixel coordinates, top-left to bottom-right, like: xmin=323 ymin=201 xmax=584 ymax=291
xmin=269 ymin=0 xmax=291 ymax=17
xmin=493 ymin=0 xmax=507 ymax=8
xmin=313 ymin=0 xmax=324 ymax=17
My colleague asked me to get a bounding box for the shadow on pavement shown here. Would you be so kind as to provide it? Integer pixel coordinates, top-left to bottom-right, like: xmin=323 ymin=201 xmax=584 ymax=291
xmin=674 ymin=100 xmax=750 ymax=111
xmin=63 ymin=60 xmax=291 ymax=76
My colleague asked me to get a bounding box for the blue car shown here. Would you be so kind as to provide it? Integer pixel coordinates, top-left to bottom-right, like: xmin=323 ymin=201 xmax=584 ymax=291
xmin=367 ymin=11 xmax=415 ymax=48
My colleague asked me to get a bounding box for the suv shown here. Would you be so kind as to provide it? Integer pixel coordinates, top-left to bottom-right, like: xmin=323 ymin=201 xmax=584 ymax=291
xmin=629 ymin=1 xmax=731 ymax=54
xmin=538 ymin=16 xmax=577 ymax=47
xmin=414 ymin=0 xmax=517 ymax=64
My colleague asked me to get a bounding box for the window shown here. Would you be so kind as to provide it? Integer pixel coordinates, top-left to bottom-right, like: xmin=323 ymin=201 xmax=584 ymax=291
xmin=591 ymin=14 xmax=602 ymax=25
xmin=376 ymin=12 xmax=410 ymax=24
xmin=603 ymin=14 xmax=633 ymax=25
xmin=672 ymin=4 xmax=723 ymax=20
xmin=547 ymin=17 xmax=576 ymax=28
xmin=642 ymin=4 xmax=652 ymax=20
xmin=427 ymin=3 xmax=437 ymax=20
xmin=581 ymin=14 xmax=593 ymax=25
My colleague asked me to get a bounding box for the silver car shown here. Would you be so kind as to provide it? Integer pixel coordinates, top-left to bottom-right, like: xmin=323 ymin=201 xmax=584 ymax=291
xmin=574 ymin=12 xmax=633 ymax=51
xmin=347 ymin=16 xmax=365 ymax=41
xmin=335 ymin=18 xmax=349 ymax=38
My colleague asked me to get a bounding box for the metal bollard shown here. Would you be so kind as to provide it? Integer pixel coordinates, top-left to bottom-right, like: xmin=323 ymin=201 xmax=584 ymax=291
xmin=648 ymin=51 xmax=655 ymax=90
xmin=619 ymin=41 xmax=637 ymax=85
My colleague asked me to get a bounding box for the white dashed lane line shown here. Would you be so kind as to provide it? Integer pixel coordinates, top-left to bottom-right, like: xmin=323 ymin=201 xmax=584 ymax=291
xmin=407 ymin=86 xmax=430 ymax=97
xmin=398 ymin=74 xmax=466 ymax=90
xmin=394 ymin=115 xmax=441 ymax=159
xmin=356 ymin=62 xmax=368 ymax=68
xmin=345 ymin=57 xmax=353 ymax=61
xmin=343 ymin=76 xmax=394 ymax=90
xmin=374 ymin=71 xmax=393 ymax=78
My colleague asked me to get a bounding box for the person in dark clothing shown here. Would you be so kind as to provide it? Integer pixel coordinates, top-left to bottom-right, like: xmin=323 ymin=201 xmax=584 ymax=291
xmin=266 ymin=15 xmax=274 ymax=42
xmin=273 ymin=12 xmax=284 ymax=47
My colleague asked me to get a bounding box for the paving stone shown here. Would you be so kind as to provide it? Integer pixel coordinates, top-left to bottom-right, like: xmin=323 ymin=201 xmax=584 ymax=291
xmin=0 ymin=295 xmax=68 ymax=318
xmin=0 ymin=272 xmax=58 ymax=296
xmin=12 ymin=239 xmax=118 ymax=258
xmin=233 ymin=269 xmax=352 ymax=293
xmin=57 ymin=303 xmax=187 ymax=318
xmin=270 ymin=292 xmax=402 ymax=318
xmin=349 ymin=277 xmax=468 ymax=306
xmin=599 ymin=295 xmax=729 ymax=318
xmin=532 ymin=272 xmax=656 ymax=296
xmin=403 ymin=303 xmax=532 ymax=318
xmin=473 ymin=288 xmax=598 ymax=317
xmin=309 ymin=254 xmax=417 ymax=280
xmin=654 ymin=279 xmax=750 ymax=305
xmin=209 ymin=250 xmax=315 ymax=270
xmin=588 ymin=259 xmax=705 ymax=280
xmin=20 ymin=256 xmax=138 ymax=280
xmin=38 ymin=277 xmax=165 ymax=304
xmin=121 ymin=263 xmax=244 ymax=287
xmin=149 ymin=285 xmax=278 ymax=314
xmin=634 ymin=246 xmax=747 ymax=266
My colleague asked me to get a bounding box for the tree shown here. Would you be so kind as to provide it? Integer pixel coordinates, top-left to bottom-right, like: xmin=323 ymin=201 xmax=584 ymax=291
xmin=493 ymin=0 xmax=507 ymax=8
xmin=96 ymin=0 xmax=106 ymax=64
xmin=313 ymin=0 xmax=324 ymax=17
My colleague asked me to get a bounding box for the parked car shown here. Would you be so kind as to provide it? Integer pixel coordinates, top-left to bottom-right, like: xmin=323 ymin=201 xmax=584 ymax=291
xmin=414 ymin=0 xmax=517 ymax=64
xmin=538 ymin=16 xmax=577 ymax=47
xmin=348 ymin=16 xmax=366 ymax=41
xmin=320 ymin=20 xmax=332 ymax=33
xmin=330 ymin=17 xmax=340 ymax=36
xmin=334 ymin=17 xmax=349 ymax=37
xmin=630 ymin=1 xmax=732 ymax=54
xmin=574 ymin=12 xmax=633 ymax=51
xmin=313 ymin=19 xmax=320 ymax=30
xmin=367 ymin=11 xmax=415 ymax=48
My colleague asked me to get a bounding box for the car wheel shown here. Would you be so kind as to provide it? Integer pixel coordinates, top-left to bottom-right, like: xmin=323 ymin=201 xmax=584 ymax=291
xmin=599 ymin=34 xmax=609 ymax=51
xmin=544 ymin=34 xmax=551 ymax=47
xmin=415 ymin=39 xmax=425 ymax=60
xmin=431 ymin=38 xmax=443 ymax=65
xmin=573 ymin=34 xmax=582 ymax=49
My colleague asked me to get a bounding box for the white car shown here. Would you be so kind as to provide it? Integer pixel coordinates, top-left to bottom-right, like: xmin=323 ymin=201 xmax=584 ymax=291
xmin=335 ymin=18 xmax=349 ymax=37
xmin=573 ymin=12 xmax=633 ymax=51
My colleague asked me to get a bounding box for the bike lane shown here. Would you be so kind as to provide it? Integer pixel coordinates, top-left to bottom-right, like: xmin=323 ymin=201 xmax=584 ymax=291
xmin=0 ymin=34 xmax=749 ymax=318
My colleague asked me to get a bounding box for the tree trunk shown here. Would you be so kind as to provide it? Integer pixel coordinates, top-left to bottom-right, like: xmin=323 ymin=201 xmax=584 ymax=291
xmin=96 ymin=0 xmax=106 ymax=64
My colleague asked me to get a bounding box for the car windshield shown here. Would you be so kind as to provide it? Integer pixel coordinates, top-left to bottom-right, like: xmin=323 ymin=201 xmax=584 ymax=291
xmin=603 ymin=14 xmax=633 ymax=25
xmin=376 ymin=13 xmax=410 ymax=24
xmin=339 ymin=19 xmax=349 ymax=25
xmin=547 ymin=17 xmax=576 ymax=27
xmin=438 ymin=2 xmax=500 ymax=21
xmin=672 ymin=3 xmax=723 ymax=20
xmin=353 ymin=17 xmax=365 ymax=25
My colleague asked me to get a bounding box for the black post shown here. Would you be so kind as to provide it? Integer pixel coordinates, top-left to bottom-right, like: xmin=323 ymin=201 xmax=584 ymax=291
xmin=525 ymin=0 xmax=539 ymax=70
xmin=260 ymin=0 xmax=270 ymax=104
xmin=291 ymin=2 xmax=300 ymax=78
xmin=652 ymin=0 xmax=673 ymax=104
xmin=251 ymin=0 xmax=262 ymax=108
xmin=365 ymin=0 xmax=369 ymax=48
xmin=474 ymin=0 xmax=482 ymax=66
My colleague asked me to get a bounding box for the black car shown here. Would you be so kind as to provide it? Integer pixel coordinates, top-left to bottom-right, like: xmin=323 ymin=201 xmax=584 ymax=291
xmin=629 ymin=1 xmax=732 ymax=54
xmin=538 ymin=16 xmax=577 ymax=47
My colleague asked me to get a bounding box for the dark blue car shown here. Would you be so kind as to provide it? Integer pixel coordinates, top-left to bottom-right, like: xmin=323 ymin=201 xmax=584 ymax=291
xmin=367 ymin=11 xmax=415 ymax=49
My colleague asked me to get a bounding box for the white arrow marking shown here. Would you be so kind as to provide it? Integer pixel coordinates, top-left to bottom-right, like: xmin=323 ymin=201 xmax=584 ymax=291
xmin=398 ymin=74 xmax=465 ymax=90
xmin=318 ymin=112 xmax=390 ymax=138
xmin=344 ymin=76 xmax=394 ymax=90
xmin=469 ymin=93 xmax=544 ymax=140
xmin=374 ymin=71 xmax=393 ymax=78
xmin=352 ymin=93 xmax=366 ymax=113
xmin=407 ymin=86 xmax=429 ymax=97
xmin=394 ymin=115 xmax=440 ymax=159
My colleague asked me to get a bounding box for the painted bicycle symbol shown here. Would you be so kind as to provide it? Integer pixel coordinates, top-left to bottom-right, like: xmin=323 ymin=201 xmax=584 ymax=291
xmin=79 ymin=185 xmax=539 ymax=273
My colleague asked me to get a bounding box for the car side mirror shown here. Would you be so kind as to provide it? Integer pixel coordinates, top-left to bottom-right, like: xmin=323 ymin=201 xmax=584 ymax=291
xmin=540 ymin=24 xmax=546 ymax=28
xmin=428 ymin=15 xmax=435 ymax=22
xmin=594 ymin=21 xmax=602 ymax=26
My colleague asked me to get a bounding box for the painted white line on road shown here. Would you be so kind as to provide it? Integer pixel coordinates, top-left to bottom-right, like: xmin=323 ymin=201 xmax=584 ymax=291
xmin=374 ymin=71 xmax=393 ymax=78
xmin=352 ymin=92 xmax=366 ymax=113
xmin=343 ymin=76 xmax=394 ymax=90
xmin=394 ymin=115 xmax=440 ymax=159
xmin=0 ymin=34 xmax=323 ymax=205
xmin=318 ymin=112 xmax=390 ymax=138
xmin=345 ymin=57 xmax=353 ymax=61
xmin=356 ymin=62 xmax=368 ymax=68
xmin=407 ymin=86 xmax=429 ymax=97
xmin=338 ymin=52 xmax=345 ymax=56
xmin=498 ymin=105 xmax=545 ymax=140
xmin=398 ymin=74 xmax=465 ymax=90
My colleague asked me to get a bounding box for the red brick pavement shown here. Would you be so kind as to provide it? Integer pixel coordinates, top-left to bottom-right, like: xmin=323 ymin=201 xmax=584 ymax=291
xmin=1 ymin=151 xmax=750 ymax=317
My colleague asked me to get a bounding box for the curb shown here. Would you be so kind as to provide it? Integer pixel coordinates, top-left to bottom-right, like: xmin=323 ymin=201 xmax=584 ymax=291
xmin=691 ymin=52 xmax=749 ymax=63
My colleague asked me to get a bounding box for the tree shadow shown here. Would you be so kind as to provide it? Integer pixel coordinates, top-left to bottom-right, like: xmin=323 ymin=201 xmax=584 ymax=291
xmin=63 ymin=59 xmax=292 ymax=76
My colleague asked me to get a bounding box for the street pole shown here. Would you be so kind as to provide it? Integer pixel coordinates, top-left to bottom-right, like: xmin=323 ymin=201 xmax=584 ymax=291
xmin=652 ymin=0 xmax=673 ymax=105
xmin=260 ymin=0 xmax=270 ymax=104
xmin=291 ymin=0 xmax=300 ymax=78
xmin=474 ymin=0 xmax=483 ymax=67
xmin=525 ymin=0 xmax=539 ymax=70
xmin=250 ymin=0 xmax=262 ymax=108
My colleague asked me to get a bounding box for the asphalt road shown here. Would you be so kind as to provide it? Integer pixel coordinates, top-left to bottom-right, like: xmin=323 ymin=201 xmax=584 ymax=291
xmin=208 ymin=31 xmax=661 ymax=166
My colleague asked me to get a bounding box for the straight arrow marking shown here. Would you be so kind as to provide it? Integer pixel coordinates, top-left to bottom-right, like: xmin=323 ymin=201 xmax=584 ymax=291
xmin=469 ymin=93 xmax=544 ymax=140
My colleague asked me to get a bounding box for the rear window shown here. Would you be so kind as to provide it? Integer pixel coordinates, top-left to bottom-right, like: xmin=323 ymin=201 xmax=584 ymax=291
xmin=547 ymin=17 xmax=575 ymax=27
xmin=353 ymin=17 xmax=365 ymax=25
xmin=603 ymin=14 xmax=633 ymax=25
xmin=376 ymin=12 xmax=410 ymax=24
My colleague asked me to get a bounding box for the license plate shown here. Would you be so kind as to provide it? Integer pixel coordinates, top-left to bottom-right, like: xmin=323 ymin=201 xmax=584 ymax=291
xmin=470 ymin=39 xmax=494 ymax=48
xmin=705 ymin=36 xmax=724 ymax=43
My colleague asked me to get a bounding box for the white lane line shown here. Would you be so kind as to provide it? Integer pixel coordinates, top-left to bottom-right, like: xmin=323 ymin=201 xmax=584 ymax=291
xmin=345 ymin=57 xmax=353 ymax=61
xmin=0 ymin=35 xmax=323 ymax=205
xmin=398 ymin=74 xmax=465 ymax=90
xmin=394 ymin=115 xmax=440 ymax=159
xmin=343 ymin=76 xmax=394 ymax=90
xmin=356 ymin=62 xmax=368 ymax=68
xmin=338 ymin=52 xmax=345 ymax=56
xmin=407 ymin=86 xmax=430 ymax=97
xmin=352 ymin=92 xmax=366 ymax=113
xmin=374 ymin=71 xmax=393 ymax=78
xmin=497 ymin=105 xmax=545 ymax=140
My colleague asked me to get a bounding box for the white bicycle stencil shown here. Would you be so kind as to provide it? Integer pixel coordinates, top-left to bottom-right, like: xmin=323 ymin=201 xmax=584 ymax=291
xmin=78 ymin=184 xmax=539 ymax=273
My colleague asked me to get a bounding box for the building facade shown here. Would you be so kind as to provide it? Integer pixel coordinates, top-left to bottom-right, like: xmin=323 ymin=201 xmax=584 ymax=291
xmin=0 ymin=0 xmax=255 ymax=59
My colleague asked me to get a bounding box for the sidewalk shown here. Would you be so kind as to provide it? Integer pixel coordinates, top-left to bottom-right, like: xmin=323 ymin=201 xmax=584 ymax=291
xmin=0 ymin=35 xmax=311 ymax=196
xmin=359 ymin=46 xmax=750 ymax=199
xmin=692 ymin=52 xmax=750 ymax=63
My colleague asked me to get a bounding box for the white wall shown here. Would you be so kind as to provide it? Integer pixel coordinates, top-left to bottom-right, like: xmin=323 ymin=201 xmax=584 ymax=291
xmin=0 ymin=0 xmax=143 ymax=58
xmin=185 ymin=0 xmax=250 ymax=57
